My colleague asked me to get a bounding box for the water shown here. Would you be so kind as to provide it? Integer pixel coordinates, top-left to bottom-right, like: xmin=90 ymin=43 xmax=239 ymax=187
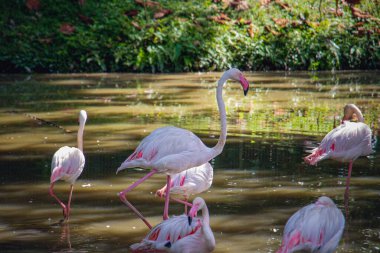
xmin=0 ymin=71 xmax=379 ymax=252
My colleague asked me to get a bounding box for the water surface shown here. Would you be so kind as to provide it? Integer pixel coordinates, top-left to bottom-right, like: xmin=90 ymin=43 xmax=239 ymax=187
xmin=0 ymin=71 xmax=380 ymax=252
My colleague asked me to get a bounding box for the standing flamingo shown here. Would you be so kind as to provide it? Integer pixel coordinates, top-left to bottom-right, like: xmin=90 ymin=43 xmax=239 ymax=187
xmin=156 ymin=162 xmax=213 ymax=213
xmin=116 ymin=68 xmax=249 ymax=229
xmin=277 ymin=196 xmax=345 ymax=253
xmin=130 ymin=197 xmax=215 ymax=253
xmin=49 ymin=110 xmax=87 ymax=222
xmin=304 ymin=104 xmax=373 ymax=204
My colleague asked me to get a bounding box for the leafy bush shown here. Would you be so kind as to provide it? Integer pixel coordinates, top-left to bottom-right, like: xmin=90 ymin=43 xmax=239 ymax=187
xmin=0 ymin=0 xmax=379 ymax=73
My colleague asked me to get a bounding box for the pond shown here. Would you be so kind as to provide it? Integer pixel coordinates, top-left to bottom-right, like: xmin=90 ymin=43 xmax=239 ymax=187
xmin=0 ymin=71 xmax=379 ymax=252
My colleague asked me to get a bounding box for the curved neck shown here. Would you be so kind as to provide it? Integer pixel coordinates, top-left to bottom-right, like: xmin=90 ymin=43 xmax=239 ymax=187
xmin=201 ymin=204 xmax=215 ymax=250
xmin=77 ymin=123 xmax=85 ymax=151
xmin=211 ymin=77 xmax=228 ymax=157
xmin=352 ymin=106 xmax=364 ymax=123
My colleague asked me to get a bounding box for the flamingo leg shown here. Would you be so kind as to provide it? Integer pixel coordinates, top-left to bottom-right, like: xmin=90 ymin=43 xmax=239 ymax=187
xmin=344 ymin=160 xmax=353 ymax=216
xmin=49 ymin=183 xmax=68 ymax=220
xmin=118 ymin=169 xmax=157 ymax=229
xmin=66 ymin=184 xmax=74 ymax=222
xmin=184 ymin=196 xmax=189 ymax=214
xmin=163 ymin=175 xmax=171 ymax=220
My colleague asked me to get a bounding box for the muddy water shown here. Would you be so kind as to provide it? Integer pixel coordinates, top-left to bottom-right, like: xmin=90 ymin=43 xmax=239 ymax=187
xmin=0 ymin=71 xmax=379 ymax=252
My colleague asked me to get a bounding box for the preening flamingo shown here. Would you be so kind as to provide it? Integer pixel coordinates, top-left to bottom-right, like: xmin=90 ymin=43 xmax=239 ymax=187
xmin=49 ymin=110 xmax=87 ymax=222
xmin=277 ymin=196 xmax=345 ymax=253
xmin=304 ymin=104 xmax=373 ymax=203
xmin=130 ymin=197 xmax=215 ymax=253
xmin=156 ymin=162 xmax=213 ymax=213
xmin=116 ymin=68 xmax=249 ymax=229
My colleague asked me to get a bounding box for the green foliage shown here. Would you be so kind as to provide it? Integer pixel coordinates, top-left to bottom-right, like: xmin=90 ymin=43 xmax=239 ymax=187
xmin=0 ymin=0 xmax=379 ymax=73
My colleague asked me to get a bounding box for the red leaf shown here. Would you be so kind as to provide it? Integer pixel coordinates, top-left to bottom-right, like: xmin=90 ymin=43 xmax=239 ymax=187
xmin=59 ymin=23 xmax=75 ymax=35
xmin=78 ymin=0 xmax=85 ymax=6
xmin=135 ymin=0 xmax=160 ymax=8
xmin=125 ymin=9 xmax=139 ymax=17
xmin=26 ymin=0 xmax=40 ymax=11
xmin=78 ymin=14 xmax=94 ymax=25
xmin=154 ymin=9 xmax=172 ymax=19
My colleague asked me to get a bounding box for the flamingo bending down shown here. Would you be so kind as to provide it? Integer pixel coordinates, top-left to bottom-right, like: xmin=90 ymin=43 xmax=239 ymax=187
xmin=156 ymin=162 xmax=213 ymax=213
xmin=130 ymin=197 xmax=215 ymax=253
xmin=304 ymin=104 xmax=373 ymax=203
xmin=277 ymin=196 xmax=345 ymax=253
xmin=116 ymin=68 xmax=249 ymax=229
xmin=49 ymin=110 xmax=87 ymax=222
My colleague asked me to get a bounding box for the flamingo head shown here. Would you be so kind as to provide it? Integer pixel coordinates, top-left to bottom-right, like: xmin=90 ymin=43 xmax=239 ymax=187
xmin=79 ymin=110 xmax=87 ymax=125
xmin=224 ymin=68 xmax=250 ymax=96
xmin=342 ymin=104 xmax=364 ymax=123
xmin=188 ymin=197 xmax=206 ymax=218
xmin=315 ymin=196 xmax=335 ymax=207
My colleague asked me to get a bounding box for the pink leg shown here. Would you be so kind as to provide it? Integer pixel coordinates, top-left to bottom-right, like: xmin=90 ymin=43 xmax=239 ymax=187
xmin=163 ymin=175 xmax=171 ymax=220
xmin=344 ymin=161 xmax=353 ymax=216
xmin=66 ymin=185 xmax=74 ymax=222
xmin=49 ymin=183 xmax=68 ymax=220
xmin=184 ymin=196 xmax=189 ymax=214
xmin=118 ymin=169 xmax=157 ymax=229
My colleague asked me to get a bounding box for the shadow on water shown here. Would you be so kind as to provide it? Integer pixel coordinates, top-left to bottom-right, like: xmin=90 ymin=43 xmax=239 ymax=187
xmin=0 ymin=71 xmax=380 ymax=252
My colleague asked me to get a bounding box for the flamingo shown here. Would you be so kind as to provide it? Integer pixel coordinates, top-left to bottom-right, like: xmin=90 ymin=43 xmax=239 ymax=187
xmin=304 ymin=104 xmax=373 ymax=204
xmin=116 ymin=68 xmax=249 ymax=229
xmin=277 ymin=196 xmax=345 ymax=253
xmin=156 ymin=162 xmax=213 ymax=213
xmin=49 ymin=110 xmax=87 ymax=222
xmin=130 ymin=197 xmax=215 ymax=253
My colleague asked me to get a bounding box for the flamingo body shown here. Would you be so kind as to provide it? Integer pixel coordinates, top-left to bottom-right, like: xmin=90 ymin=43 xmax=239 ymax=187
xmin=117 ymin=126 xmax=215 ymax=175
xmin=277 ymin=196 xmax=345 ymax=253
xmin=130 ymin=197 xmax=215 ymax=253
xmin=51 ymin=146 xmax=85 ymax=184
xmin=304 ymin=121 xmax=372 ymax=165
xmin=157 ymin=162 xmax=213 ymax=197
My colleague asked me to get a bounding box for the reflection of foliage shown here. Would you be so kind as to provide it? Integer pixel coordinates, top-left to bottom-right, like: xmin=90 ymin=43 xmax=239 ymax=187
xmin=0 ymin=0 xmax=379 ymax=73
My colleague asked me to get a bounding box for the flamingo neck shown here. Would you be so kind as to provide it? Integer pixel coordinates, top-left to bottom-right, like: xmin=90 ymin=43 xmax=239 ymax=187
xmin=200 ymin=204 xmax=215 ymax=251
xmin=77 ymin=123 xmax=85 ymax=151
xmin=211 ymin=77 xmax=227 ymax=157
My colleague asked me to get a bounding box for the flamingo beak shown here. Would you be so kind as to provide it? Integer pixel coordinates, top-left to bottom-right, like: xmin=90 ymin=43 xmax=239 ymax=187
xmin=239 ymin=74 xmax=249 ymax=96
xmin=188 ymin=216 xmax=192 ymax=225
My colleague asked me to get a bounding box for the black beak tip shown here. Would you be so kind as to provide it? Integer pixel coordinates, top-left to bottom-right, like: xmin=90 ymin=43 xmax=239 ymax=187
xmin=188 ymin=216 xmax=192 ymax=226
xmin=244 ymin=88 xmax=249 ymax=96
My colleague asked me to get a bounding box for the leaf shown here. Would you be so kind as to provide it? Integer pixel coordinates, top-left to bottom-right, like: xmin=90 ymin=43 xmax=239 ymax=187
xmin=154 ymin=9 xmax=172 ymax=19
xmin=26 ymin=0 xmax=40 ymax=11
xmin=125 ymin=9 xmax=139 ymax=17
xmin=59 ymin=23 xmax=75 ymax=35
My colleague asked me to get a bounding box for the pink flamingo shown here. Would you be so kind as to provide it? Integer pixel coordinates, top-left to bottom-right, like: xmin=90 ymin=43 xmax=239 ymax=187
xmin=116 ymin=68 xmax=249 ymax=229
xmin=304 ymin=104 xmax=373 ymax=203
xmin=277 ymin=196 xmax=345 ymax=253
xmin=130 ymin=197 xmax=215 ymax=253
xmin=156 ymin=162 xmax=213 ymax=214
xmin=49 ymin=110 xmax=87 ymax=222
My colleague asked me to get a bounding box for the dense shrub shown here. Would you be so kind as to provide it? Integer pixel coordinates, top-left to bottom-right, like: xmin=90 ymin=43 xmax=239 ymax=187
xmin=0 ymin=0 xmax=379 ymax=73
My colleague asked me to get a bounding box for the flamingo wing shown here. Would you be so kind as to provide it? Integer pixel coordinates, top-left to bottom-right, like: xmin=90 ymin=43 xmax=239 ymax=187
xmin=51 ymin=146 xmax=85 ymax=184
xmin=130 ymin=214 xmax=202 ymax=252
xmin=118 ymin=126 xmax=211 ymax=174
xmin=305 ymin=121 xmax=372 ymax=165
xmin=278 ymin=197 xmax=345 ymax=253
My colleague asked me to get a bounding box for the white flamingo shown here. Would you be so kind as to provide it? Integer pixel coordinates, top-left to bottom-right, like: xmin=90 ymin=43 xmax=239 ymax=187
xmin=130 ymin=197 xmax=215 ymax=253
xmin=277 ymin=196 xmax=345 ymax=253
xmin=304 ymin=104 xmax=373 ymax=207
xmin=49 ymin=110 xmax=87 ymax=222
xmin=156 ymin=162 xmax=213 ymax=213
xmin=116 ymin=68 xmax=249 ymax=229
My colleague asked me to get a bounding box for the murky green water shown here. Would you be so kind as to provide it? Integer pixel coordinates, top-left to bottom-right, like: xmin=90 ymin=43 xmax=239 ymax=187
xmin=0 ymin=71 xmax=379 ymax=252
